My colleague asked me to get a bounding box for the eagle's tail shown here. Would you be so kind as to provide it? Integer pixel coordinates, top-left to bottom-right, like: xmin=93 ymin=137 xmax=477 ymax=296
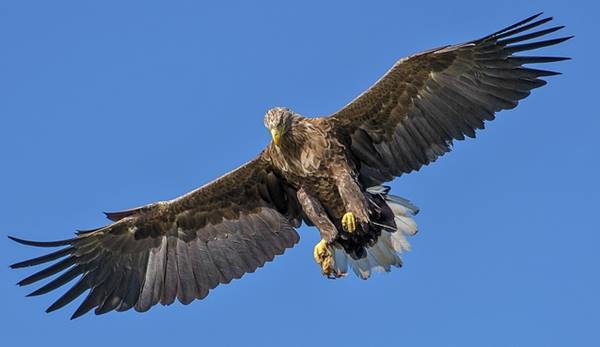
xmin=332 ymin=186 xmax=419 ymax=280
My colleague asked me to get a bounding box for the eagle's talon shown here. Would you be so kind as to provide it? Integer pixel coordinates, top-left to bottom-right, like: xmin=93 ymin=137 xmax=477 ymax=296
xmin=314 ymin=239 xmax=337 ymax=277
xmin=313 ymin=239 xmax=331 ymax=263
xmin=341 ymin=212 xmax=356 ymax=233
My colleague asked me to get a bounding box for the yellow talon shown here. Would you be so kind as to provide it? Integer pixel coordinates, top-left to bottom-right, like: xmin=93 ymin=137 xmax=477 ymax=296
xmin=313 ymin=239 xmax=334 ymax=275
xmin=313 ymin=239 xmax=331 ymax=263
xmin=313 ymin=239 xmax=344 ymax=279
xmin=341 ymin=212 xmax=356 ymax=233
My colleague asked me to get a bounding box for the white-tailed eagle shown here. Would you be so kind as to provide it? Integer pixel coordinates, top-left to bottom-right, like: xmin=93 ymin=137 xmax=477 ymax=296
xmin=10 ymin=13 xmax=571 ymax=319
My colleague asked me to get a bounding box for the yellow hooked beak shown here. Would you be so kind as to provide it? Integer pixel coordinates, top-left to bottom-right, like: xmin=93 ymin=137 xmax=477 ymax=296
xmin=271 ymin=128 xmax=281 ymax=146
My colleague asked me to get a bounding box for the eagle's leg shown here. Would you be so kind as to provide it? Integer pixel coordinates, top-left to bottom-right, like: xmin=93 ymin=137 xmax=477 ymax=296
xmin=296 ymin=187 xmax=342 ymax=278
xmin=334 ymin=164 xmax=369 ymax=233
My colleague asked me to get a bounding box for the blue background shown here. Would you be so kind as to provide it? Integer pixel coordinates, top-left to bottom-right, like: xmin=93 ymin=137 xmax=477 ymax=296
xmin=1 ymin=1 xmax=597 ymax=346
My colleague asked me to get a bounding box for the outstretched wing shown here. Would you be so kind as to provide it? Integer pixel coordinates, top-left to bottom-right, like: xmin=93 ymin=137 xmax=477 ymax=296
xmin=10 ymin=154 xmax=302 ymax=319
xmin=327 ymin=13 xmax=572 ymax=186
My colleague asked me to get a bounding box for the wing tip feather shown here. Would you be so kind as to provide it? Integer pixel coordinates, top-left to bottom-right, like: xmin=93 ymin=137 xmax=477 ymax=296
xmin=8 ymin=235 xmax=74 ymax=247
xmin=489 ymin=12 xmax=546 ymax=38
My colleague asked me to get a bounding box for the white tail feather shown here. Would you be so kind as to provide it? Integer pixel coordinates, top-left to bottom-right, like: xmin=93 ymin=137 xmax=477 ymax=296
xmin=332 ymin=188 xmax=419 ymax=280
xmin=395 ymin=215 xmax=418 ymax=236
xmin=368 ymin=242 xmax=392 ymax=272
xmin=332 ymin=248 xmax=348 ymax=274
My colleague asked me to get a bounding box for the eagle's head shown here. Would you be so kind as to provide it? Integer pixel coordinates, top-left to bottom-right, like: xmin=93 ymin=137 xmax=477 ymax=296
xmin=264 ymin=107 xmax=294 ymax=147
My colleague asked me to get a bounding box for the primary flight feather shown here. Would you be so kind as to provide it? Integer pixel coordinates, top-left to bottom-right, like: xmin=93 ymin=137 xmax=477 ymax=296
xmin=10 ymin=13 xmax=571 ymax=319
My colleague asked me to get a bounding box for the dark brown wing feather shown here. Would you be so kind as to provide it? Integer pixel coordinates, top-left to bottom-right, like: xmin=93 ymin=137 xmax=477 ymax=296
xmin=328 ymin=13 xmax=572 ymax=186
xmin=9 ymin=154 xmax=302 ymax=319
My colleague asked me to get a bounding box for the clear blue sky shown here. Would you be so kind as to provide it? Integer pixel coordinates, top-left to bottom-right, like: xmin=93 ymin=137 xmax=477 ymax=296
xmin=1 ymin=1 xmax=597 ymax=346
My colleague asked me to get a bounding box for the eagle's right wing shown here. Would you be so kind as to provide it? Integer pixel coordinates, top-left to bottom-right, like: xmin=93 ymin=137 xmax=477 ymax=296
xmin=10 ymin=154 xmax=302 ymax=319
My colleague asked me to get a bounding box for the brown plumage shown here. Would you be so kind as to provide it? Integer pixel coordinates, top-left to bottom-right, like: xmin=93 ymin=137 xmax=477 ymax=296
xmin=10 ymin=13 xmax=571 ymax=318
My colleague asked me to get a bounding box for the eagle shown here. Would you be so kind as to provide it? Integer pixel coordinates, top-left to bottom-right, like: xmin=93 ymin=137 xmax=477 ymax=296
xmin=10 ymin=13 xmax=571 ymax=319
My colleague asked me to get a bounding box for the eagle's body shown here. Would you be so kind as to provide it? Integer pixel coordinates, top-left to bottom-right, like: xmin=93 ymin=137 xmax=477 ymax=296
xmin=10 ymin=13 xmax=571 ymax=319
xmin=265 ymin=114 xmax=358 ymax=226
xmin=264 ymin=112 xmax=395 ymax=273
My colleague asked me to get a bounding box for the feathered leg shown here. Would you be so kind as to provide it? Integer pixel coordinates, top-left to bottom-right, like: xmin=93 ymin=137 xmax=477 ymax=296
xmin=296 ymin=187 xmax=342 ymax=278
xmin=332 ymin=163 xmax=369 ymax=233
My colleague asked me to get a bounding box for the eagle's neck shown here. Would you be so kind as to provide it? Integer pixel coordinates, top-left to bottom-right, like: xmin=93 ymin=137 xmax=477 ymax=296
xmin=284 ymin=116 xmax=313 ymax=148
xmin=267 ymin=116 xmax=329 ymax=175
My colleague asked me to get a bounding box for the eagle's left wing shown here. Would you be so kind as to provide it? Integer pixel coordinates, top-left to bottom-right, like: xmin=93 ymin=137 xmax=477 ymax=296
xmin=10 ymin=155 xmax=302 ymax=319
xmin=327 ymin=13 xmax=571 ymax=187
